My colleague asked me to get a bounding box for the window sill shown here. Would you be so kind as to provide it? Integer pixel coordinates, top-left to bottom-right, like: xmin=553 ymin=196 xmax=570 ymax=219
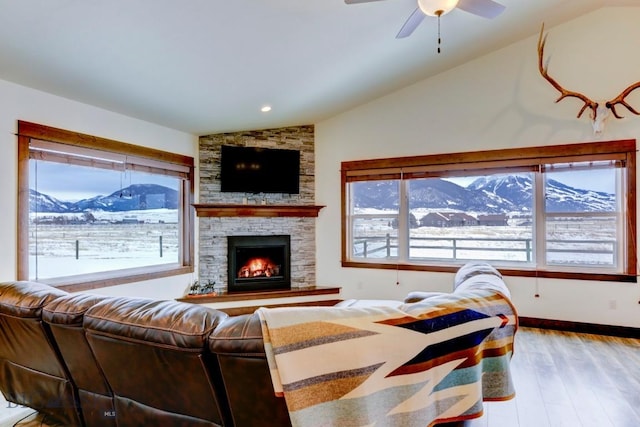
xmin=341 ymin=260 xmax=637 ymax=283
xmin=36 ymin=264 xmax=194 ymax=292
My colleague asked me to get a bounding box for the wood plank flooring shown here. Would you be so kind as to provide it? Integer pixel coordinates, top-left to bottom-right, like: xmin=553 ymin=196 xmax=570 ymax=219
xmin=452 ymin=327 xmax=640 ymax=427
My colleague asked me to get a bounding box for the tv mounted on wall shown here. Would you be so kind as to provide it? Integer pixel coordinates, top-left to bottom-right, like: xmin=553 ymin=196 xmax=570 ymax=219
xmin=220 ymin=145 xmax=300 ymax=194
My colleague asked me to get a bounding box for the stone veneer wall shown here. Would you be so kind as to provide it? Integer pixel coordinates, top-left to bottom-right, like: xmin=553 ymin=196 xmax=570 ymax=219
xmin=198 ymin=125 xmax=316 ymax=290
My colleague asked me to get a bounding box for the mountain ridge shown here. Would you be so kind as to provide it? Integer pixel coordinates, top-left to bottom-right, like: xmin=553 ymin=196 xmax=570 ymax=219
xmin=30 ymin=184 xmax=178 ymax=213
xmin=353 ymin=175 xmax=615 ymax=214
xmin=31 ymin=176 xmax=616 ymax=214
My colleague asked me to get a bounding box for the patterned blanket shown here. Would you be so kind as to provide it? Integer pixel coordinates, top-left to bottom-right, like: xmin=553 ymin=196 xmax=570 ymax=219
xmin=257 ymin=288 xmax=517 ymax=427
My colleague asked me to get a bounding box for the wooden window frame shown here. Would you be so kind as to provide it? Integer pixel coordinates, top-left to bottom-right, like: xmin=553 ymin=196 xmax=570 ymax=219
xmin=17 ymin=121 xmax=195 ymax=292
xmin=341 ymin=140 xmax=637 ymax=283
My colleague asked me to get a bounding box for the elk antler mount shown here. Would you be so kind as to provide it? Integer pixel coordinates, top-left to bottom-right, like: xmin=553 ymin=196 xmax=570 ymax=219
xmin=537 ymin=23 xmax=640 ymax=134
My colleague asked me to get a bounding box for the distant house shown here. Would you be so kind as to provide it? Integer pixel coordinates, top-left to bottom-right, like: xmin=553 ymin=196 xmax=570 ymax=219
xmin=477 ymin=214 xmax=508 ymax=226
xmin=121 ymin=216 xmax=141 ymax=224
xmin=420 ymin=212 xmax=478 ymax=227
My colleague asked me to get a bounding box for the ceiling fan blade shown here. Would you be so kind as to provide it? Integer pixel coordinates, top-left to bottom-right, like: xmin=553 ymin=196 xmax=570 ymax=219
xmin=396 ymin=8 xmax=425 ymax=39
xmin=344 ymin=0 xmax=388 ymax=4
xmin=456 ymin=0 xmax=505 ymax=19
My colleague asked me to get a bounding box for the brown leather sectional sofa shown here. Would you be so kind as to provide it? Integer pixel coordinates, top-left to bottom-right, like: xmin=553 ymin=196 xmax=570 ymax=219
xmin=0 ymin=262 xmax=514 ymax=427
xmin=0 ymin=280 xmax=290 ymax=427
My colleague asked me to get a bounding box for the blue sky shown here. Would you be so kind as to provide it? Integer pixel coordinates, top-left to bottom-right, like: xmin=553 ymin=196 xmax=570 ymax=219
xmin=445 ymin=169 xmax=616 ymax=194
xmin=30 ymin=161 xmax=178 ymax=201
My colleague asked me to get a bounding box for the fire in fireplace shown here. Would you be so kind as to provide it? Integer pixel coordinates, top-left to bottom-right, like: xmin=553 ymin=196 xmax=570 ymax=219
xmin=238 ymin=257 xmax=280 ymax=278
xmin=227 ymin=235 xmax=291 ymax=292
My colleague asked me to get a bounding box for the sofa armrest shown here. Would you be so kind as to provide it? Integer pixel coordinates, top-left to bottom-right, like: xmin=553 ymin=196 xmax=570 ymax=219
xmin=454 ymin=262 xmax=510 ymax=299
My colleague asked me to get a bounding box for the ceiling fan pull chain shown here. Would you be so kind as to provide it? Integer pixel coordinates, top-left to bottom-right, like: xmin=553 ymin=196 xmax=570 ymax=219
xmin=437 ymin=13 xmax=442 ymax=53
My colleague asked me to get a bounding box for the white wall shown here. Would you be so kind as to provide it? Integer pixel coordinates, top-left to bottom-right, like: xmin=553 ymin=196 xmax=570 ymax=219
xmin=2 ymin=7 xmax=639 ymax=325
xmin=315 ymin=7 xmax=640 ymax=328
xmin=0 ymin=79 xmax=198 ymax=299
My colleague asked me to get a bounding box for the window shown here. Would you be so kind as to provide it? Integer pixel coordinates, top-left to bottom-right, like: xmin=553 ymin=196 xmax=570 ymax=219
xmin=17 ymin=121 xmax=195 ymax=291
xmin=341 ymin=140 xmax=636 ymax=282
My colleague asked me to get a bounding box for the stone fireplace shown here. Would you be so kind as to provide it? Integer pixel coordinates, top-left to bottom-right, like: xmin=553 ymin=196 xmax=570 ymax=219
xmin=197 ymin=125 xmax=317 ymax=292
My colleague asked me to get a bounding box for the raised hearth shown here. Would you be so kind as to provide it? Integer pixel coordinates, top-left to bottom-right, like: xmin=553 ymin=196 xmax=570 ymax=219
xmin=178 ymin=286 xmax=342 ymax=315
xmin=178 ymin=286 xmax=341 ymax=304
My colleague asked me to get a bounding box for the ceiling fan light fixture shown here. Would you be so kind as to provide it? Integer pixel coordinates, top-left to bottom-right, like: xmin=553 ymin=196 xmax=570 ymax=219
xmin=417 ymin=0 xmax=460 ymax=17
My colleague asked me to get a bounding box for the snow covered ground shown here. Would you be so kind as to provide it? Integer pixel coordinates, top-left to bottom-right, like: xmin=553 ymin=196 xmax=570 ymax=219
xmin=28 ymin=209 xmax=179 ymax=280
xmin=351 ymin=208 xmax=617 ymax=267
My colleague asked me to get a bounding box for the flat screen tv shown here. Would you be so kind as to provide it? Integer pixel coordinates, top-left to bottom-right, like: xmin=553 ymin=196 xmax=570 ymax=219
xmin=220 ymin=145 xmax=300 ymax=194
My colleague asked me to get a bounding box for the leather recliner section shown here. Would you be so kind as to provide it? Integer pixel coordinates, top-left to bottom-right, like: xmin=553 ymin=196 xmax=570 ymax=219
xmin=43 ymin=293 xmax=117 ymax=427
xmin=83 ymin=296 xmax=230 ymax=427
xmin=0 ymin=281 xmax=83 ymax=427
xmin=208 ymin=312 xmax=292 ymax=427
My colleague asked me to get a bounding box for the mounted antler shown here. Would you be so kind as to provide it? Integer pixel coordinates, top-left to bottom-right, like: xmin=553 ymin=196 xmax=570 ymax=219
xmin=537 ymin=23 xmax=640 ymax=134
xmin=606 ymin=81 xmax=640 ymax=119
xmin=537 ymin=23 xmax=598 ymax=120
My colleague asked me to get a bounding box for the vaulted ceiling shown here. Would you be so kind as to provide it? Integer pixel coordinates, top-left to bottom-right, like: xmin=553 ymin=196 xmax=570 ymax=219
xmin=0 ymin=0 xmax=634 ymax=135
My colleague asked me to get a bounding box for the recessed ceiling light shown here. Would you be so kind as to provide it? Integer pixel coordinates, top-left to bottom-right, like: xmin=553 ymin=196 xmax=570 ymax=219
xmin=261 ymin=105 xmax=272 ymax=113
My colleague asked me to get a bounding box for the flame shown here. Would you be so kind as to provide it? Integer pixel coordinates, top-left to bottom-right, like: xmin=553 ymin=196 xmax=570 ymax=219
xmin=238 ymin=257 xmax=280 ymax=278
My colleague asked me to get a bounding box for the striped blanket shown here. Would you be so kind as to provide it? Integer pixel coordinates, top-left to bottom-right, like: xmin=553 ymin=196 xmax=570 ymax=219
xmin=257 ymin=289 xmax=517 ymax=427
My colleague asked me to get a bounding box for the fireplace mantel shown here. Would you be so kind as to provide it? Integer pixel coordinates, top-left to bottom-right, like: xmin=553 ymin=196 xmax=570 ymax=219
xmin=193 ymin=204 xmax=324 ymax=218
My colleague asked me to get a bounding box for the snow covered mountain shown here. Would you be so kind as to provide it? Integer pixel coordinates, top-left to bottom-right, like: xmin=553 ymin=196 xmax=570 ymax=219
xmin=29 ymin=189 xmax=73 ymax=213
xmin=31 ymin=176 xmax=615 ymax=215
xmin=30 ymin=184 xmax=178 ymax=213
xmin=469 ymin=175 xmax=616 ymax=213
xmin=353 ymin=175 xmax=615 ymax=213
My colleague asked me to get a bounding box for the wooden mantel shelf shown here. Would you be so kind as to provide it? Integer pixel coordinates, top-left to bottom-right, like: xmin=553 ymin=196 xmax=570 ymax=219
xmin=193 ymin=204 xmax=325 ymax=218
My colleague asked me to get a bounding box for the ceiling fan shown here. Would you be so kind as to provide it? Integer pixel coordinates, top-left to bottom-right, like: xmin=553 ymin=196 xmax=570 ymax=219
xmin=345 ymin=0 xmax=506 ymax=44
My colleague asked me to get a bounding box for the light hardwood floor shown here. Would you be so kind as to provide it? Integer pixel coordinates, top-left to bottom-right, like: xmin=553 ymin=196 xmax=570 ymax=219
xmin=456 ymin=327 xmax=640 ymax=427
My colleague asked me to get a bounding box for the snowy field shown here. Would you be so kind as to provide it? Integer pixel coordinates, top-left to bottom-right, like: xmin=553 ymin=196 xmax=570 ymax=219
xmin=29 ymin=209 xmax=179 ymax=280
xmin=351 ymin=209 xmax=618 ymax=267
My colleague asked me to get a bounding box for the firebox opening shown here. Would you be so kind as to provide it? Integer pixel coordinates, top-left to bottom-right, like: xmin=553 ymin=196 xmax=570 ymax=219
xmin=237 ymin=249 xmax=282 ymax=279
xmin=227 ymin=235 xmax=291 ymax=293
